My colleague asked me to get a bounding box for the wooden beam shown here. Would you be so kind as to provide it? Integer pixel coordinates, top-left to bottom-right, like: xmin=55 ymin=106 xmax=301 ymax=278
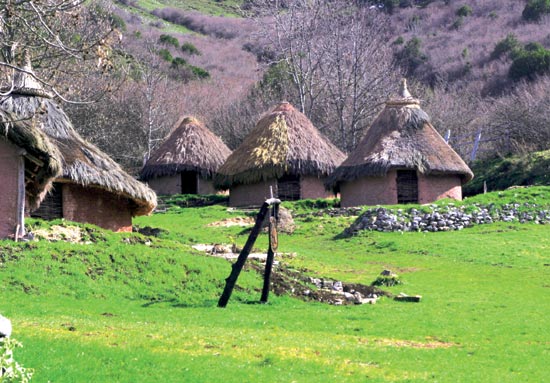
xmin=24 ymin=153 xmax=44 ymax=167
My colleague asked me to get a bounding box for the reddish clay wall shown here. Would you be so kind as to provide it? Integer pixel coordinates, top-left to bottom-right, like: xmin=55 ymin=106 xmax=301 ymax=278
xmin=229 ymin=180 xmax=275 ymax=207
xmin=0 ymin=140 xmax=20 ymax=238
xmin=147 ymin=175 xmax=181 ymax=195
xmin=300 ymin=176 xmax=335 ymax=199
xmin=197 ymin=178 xmax=217 ymax=195
xmin=418 ymin=174 xmax=462 ymax=203
xmin=339 ymin=170 xmax=398 ymax=207
xmin=62 ymin=183 xmax=133 ymax=232
xmin=340 ymin=170 xmax=463 ymax=207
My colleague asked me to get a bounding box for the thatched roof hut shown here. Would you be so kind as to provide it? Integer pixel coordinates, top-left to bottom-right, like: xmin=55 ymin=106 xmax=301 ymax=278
xmin=215 ymin=102 xmax=345 ymax=188
xmin=140 ymin=117 xmax=231 ymax=195
xmin=0 ymin=57 xmax=156 ymax=220
xmin=327 ymin=80 xmax=473 ymax=207
xmin=0 ymin=108 xmax=62 ymax=208
xmin=215 ymin=102 xmax=345 ymax=206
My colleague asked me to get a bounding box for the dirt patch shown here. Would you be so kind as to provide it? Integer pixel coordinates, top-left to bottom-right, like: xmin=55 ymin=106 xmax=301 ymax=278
xmin=372 ymin=338 xmax=455 ymax=349
xmin=207 ymin=217 xmax=255 ymax=227
xmin=33 ymin=225 xmax=85 ymax=243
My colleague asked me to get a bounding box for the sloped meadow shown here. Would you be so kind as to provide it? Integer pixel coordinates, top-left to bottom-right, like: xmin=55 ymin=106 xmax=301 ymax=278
xmin=1 ymin=188 xmax=549 ymax=382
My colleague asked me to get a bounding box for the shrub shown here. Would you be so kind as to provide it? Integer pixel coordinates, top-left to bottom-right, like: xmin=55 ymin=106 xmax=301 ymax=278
xmin=456 ymin=5 xmax=473 ymax=17
xmin=189 ymin=65 xmax=210 ymax=79
xmin=171 ymin=57 xmax=187 ymax=68
xmin=522 ymin=0 xmax=550 ymax=22
xmin=509 ymin=46 xmax=550 ymax=80
xmin=158 ymin=48 xmax=173 ymax=62
xmin=450 ymin=16 xmax=464 ymax=30
xmin=395 ymin=37 xmax=429 ymax=75
xmin=393 ymin=36 xmax=404 ymax=45
xmin=490 ymin=34 xmax=520 ymax=60
xmin=181 ymin=42 xmax=201 ymax=55
xmin=159 ymin=34 xmax=179 ymax=48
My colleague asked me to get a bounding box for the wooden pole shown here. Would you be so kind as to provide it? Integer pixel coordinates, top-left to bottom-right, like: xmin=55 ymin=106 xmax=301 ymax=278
xmin=218 ymin=200 xmax=274 ymax=308
xmin=260 ymin=202 xmax=279 ymax=303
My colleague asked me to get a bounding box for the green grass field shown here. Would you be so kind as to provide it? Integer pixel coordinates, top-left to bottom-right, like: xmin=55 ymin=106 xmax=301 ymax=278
xmin=1 ymin=188 xmax=549 ymax=382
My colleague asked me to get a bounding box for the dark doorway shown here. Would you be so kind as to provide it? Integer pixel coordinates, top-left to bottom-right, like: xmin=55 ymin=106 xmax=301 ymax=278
xmin=397 ymin=170 xmax=418 ymax=204
xmin=181 ymin=171 xmax=198 ymax=194
xmin=277 ymin=174 xmax=301 ymax=201
xmin=31 ymin=182 xmax=63 ymax=219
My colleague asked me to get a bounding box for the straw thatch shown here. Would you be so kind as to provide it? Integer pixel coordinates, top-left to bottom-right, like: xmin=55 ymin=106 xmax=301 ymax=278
xmin=140 ymin=117 xmax=231 ymax=182
xmin=214 ymin=102 xmax=346 ymax=188
xmin=0 ymin=108 xmax=62 ymax=208
xmin=0 ymin=62 xmax=156 ymax=216
xmin=326 ymin=80 xmax=473 ymax=190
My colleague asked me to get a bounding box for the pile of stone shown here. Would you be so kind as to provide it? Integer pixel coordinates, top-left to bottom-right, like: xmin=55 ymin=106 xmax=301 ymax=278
xmin=305 ymin=277 xmax=379 ymax=305
xmin=345 ymin=203 xmax=550 ymax=235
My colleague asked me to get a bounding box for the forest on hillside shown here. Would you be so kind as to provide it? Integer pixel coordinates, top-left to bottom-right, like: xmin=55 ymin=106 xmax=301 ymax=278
xmin=2 ymin=0 xmax=550 ymax=172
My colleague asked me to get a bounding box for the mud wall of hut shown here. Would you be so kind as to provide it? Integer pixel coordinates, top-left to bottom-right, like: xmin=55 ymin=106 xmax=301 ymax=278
xmin=0 ymin=140 xmax=20 ymax=238
xmin=300 ymin=176 xmax=334 ymax=200
xmin=339 ymin=170 xmax=398 ymax=207
xmin=229 ymin=180 xmax=274 ymax=207
xmin=147 ymin=175 xmax=181 ymax=195
xmin=197 ymin=178 xmax=217 ymax=195
xmin=62 ymin=184 xmax=132 ymax=232
xmin=417 ymin=174 xmax=462 ymax=203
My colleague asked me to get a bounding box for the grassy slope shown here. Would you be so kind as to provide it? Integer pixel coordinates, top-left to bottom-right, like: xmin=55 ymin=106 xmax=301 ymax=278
xmin=1 ymin=188 xmax=549 ymax=382
xmin=465 ymin=150 xmax=550 ymax=195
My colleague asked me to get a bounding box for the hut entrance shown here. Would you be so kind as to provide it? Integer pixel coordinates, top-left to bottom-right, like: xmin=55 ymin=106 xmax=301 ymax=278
xmin=397 ymin=170 xmax=418 ymax=204
xmin=181 ymin=171 xmax=198 ymax=194
xmin=31 ymin=182 xmax=63 ymax=220
xmin=277 ymin=175 xmax=300 ymax=201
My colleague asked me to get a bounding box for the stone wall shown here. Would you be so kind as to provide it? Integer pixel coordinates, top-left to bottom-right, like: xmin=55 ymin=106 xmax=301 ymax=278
xmin=0 ymin=139 xmax=20 ymax=238
xmin=62 ymin=183 xmax=133 ymax=232
xmin=197 ymin=177 xmax=217 ymax=195
xmin=345 ymin=203 xmax=550 ymax=235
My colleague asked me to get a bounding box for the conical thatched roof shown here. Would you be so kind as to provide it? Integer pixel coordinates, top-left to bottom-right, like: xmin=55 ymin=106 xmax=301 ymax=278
xmin=326 ymin=80 xmax=473 ymax=190
xmin=0 ymin=108 xmax=62 ymax=209
xmin=140 ymin=117 xmax=231 ymax=182
xmin=0 ymin=61 xmax=157 ymax=216
xmin=214 ymin=102 xmax=346 ymax=188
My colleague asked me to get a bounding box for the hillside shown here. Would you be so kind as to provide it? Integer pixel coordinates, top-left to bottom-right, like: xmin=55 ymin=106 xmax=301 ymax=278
xmin=2 ymin=187 xmax=550 ymax=381
xmin=60 ymin=0 xmax=550 ymax=171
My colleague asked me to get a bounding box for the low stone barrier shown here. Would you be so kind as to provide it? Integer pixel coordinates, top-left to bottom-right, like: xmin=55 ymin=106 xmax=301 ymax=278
xmin=345 ymin=203 xmax=550 ymax=235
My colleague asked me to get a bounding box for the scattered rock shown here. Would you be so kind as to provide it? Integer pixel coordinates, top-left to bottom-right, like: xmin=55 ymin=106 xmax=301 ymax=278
xmin=394 ymin=293 xmax=422 ymax=302
xmin=0 ymin=315 xmax=12 ymax=338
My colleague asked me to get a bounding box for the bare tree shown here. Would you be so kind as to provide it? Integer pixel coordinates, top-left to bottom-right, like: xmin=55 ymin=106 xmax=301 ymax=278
xmin=253 ymin=0 xmax=399 ymax=151
xmin=0 ymin=0 xmax=116 ymax=100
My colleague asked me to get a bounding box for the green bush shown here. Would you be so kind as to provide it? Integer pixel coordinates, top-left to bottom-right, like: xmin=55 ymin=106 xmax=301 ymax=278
xmin=456 ymin=5 xmax=473 ymax=17
xmin=395 ymin=37 xmax=429 ymax=74
xmin=171 ymin=57 xmax=187 ymax=68
xmin=509 ymin=45 xmax=550 ymax=80
xmin=522 ymin=0 xmax=550 ymax=21
xmin=159 ymin=34 xmax=179 ymax=48
xmin=158 ymin=48 xmax=173 ymax=62
xmin=393 ymin=36 xmax=405 ymax=45
xmin=189 ymin=65 xmax=210 ymax=79
xmin=181 ymin=42 xmax=201 ymax=55
xmin=490 ymin=34 xmax=520 ymax=60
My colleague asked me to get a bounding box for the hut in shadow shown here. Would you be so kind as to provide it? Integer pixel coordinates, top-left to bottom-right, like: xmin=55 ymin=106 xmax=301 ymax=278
xmin=0 ymin=109 xmax=62 ymax=239
xmin=140 ymin=117 xmax=231 ymax=195
xmin=0 ymin=57 xmax=157 ymax=232
xmin=326 ymin=80 xmax=473 ymax=207
xmin=215 ymin=102 xmax=346 ymax=207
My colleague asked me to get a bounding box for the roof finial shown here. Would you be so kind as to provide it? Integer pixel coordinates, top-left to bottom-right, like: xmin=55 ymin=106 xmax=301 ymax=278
xmin=12 ymin=50 xmax=52 ymax=98
xmin=400 ymin=78 xmax=413 ymax=99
